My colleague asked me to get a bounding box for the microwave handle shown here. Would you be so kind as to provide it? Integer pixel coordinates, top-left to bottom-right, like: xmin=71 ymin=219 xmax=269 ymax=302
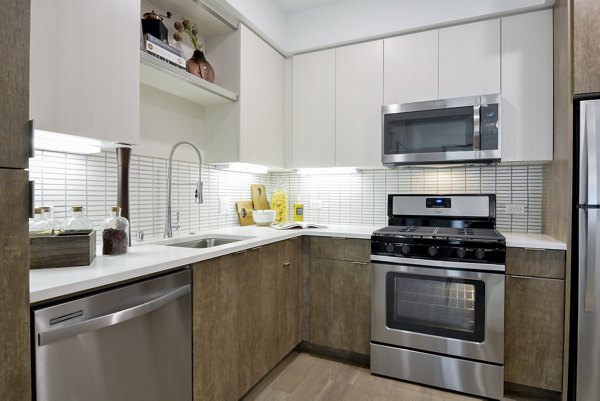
xmin=473 ymin=105 xmax=481 ymax=151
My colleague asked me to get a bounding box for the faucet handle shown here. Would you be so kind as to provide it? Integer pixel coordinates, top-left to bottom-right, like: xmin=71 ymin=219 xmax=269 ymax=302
xmin=195 ymin=181 xmax=204 ymax=204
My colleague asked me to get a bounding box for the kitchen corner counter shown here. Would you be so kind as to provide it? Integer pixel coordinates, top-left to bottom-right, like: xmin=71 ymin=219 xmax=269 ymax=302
xmin=30 ymin=225 xmax=566 ymax=304
xmin=29 ymin=225 xmax=380 ymax=304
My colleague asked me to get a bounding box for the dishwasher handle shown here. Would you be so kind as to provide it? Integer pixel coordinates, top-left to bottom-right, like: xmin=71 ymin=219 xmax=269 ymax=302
xmin=38 ymin=284 xmax=191 ymax=346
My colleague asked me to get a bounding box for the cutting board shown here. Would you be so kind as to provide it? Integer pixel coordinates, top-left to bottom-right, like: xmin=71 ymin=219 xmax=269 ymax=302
xmin=236 ymin=200 xmax=255 ymax=226
xmin=251 ymin=184 xmax=270 ymax=210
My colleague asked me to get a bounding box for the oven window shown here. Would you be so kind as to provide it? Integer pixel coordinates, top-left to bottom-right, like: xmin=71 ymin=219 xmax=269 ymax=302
xmin=385 ymin=272 xmax=485 ymax=342
xmin=384 ymin=106 xmax=474 ymax=154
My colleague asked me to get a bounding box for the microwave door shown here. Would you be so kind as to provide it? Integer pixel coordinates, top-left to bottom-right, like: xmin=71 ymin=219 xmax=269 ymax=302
xmin=383 ymin=106 xmax=475 ymax=156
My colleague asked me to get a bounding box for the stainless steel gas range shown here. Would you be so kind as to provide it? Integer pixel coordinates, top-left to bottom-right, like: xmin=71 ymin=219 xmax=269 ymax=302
xmin=370 ymin=194 xmax=505 ymax=400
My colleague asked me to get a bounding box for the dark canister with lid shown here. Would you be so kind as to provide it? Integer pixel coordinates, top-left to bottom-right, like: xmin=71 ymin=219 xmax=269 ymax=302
xmin=101 ymin=206 xmax=129 ymax=255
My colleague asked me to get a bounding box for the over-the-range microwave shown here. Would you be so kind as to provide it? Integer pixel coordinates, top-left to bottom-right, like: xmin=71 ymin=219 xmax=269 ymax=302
xmin=382 ymin=94 xmax=501 ymax=166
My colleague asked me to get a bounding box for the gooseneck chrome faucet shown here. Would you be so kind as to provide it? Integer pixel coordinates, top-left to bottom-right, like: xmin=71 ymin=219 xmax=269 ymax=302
xmin=164 ymin=142 xmax=204 ymax=238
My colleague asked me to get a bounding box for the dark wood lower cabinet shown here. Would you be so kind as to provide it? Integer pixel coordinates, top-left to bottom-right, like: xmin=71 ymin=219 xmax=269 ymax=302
xmin=309 ymin=258 xmax=371 ymax=355
xmin=193 ymin=239 xmax=302 ymax=401
xmin=0 ymin=170 xmax=30 ymax=401
xmin=505 ymin=274 xmax=565 ymax=392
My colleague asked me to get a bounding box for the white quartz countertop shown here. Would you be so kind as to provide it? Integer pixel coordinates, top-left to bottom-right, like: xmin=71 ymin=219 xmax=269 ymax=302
xmin=500 ymin=231 xmax=567 ymax=250
xmin=29 ymin=225 xmax=566 ymax=304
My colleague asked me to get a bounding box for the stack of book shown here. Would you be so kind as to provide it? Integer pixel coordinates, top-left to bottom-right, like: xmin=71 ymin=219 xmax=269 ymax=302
xmin=143 ymin=34 xmax=186 ymax=70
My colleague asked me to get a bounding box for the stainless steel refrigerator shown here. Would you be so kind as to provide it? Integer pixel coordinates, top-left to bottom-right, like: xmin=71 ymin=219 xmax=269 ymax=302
xmin=574 ymin=98 xmax=600 ymax=400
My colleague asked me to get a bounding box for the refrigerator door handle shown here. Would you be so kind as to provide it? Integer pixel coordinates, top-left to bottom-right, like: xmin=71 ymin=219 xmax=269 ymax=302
xmin=585 ymin=102 xmax=600 ymax=205
xmin=585 ymin=209 xmax=597 ymax=312
xmin=580 ymin=103 xmax=589 ymax=204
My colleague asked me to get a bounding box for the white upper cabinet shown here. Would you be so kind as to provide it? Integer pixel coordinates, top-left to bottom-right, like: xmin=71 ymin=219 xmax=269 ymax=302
xmin=501 ymin=10 xmax=553 ymax=162
xmin=336 ymin=41 xmax=383 ymax=167
xmin=205 ymin=25 xmax=285 ymax=168
xmin=30 ymin=0 xmax=140 ymax=145
xmin=292 ymin=49 xmax=336 ymax=168
xmin=384 ymin=30 xmax=438 ymax=105
xmin=438 ymin=19 xmax=501 ymax=99
xmin=239 ymin=26 xmax=284 ymax=167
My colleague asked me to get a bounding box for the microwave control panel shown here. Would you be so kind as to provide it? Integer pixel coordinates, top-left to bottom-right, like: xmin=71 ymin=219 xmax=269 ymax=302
xmin=480 ymin=104 xmax=499 ymax=151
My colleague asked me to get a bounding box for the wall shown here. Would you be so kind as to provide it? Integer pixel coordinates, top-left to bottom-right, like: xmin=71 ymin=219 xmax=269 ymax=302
xmin=30 ymin=150 xmax=544 ymax=242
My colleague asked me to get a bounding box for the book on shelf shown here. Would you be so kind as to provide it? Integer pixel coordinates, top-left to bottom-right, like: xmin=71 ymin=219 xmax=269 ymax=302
xmin=143 ymin=34 xmax=186 ymax=70
xmin=271 ymin=222 xmax=327 ymax=230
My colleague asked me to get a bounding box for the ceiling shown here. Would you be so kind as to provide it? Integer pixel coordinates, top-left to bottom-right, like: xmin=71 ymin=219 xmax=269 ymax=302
xmin=212 ymin=0 xmax=556 ymax=55
xmin=274 ymin=0 xmax=343 ymax=13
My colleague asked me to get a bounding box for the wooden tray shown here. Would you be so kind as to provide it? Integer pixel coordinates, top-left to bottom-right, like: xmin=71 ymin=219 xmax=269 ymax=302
xmin=30 ymin=231 xmax=96 ymax=269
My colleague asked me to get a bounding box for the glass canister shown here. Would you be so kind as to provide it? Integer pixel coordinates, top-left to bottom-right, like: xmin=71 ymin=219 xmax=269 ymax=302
xmin=62 ymin=206 xmax=94 ymax=233
xmin=41 ymin=206 xmax=62 ymax=234
xmin=101 ymin=206 xmax=129 ymax=255
xmin=29 ymin=207 xmax=53 ymax=236
xmin=271 ymin=179 xmax=288 ymax=224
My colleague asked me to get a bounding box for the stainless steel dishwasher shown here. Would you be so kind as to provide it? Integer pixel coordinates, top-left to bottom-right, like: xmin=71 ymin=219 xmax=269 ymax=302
xmin=33 ymin=269 xmax=192 ymax=401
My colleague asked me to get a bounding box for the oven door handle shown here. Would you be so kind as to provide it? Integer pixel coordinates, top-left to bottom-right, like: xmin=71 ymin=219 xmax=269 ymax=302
xmin=371 ymin=254 xmax=505 ymax=273
xmin=372 ymin=261 xmax=503 ymax=282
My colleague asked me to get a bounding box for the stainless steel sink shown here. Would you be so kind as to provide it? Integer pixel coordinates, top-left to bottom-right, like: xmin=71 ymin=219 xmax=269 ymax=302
xmin=154 ymin=234 xmax=255 ymax=249
xmin=168 ymin=237 xmax=241 ymax=249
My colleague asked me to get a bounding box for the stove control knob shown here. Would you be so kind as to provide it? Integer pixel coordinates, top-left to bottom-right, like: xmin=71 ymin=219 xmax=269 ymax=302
xmin=428 ymin=246 xmax=438 ymax=257
xmin=457 ymin=248 xmax=467 ymax=258
xmin=386 ymin=243 xmax=395 ymax=253
xmin=401 ymin=244 xmax=411 ymax=255
xmin=475 ymin=249 xmax=486 ymax=260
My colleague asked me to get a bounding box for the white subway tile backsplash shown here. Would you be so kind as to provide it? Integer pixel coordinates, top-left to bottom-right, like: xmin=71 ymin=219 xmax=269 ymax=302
xmin=270 ymin=164 xmax=544 ymax=233
xmin=31 ymin=150 xmax=545 ymax=240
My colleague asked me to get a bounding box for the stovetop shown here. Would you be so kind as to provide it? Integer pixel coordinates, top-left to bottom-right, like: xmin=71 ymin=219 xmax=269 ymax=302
xmin=373 ymin=194 xmax=506 ymax=264
xmin=373 ymin=225 xmax=505 ymax=242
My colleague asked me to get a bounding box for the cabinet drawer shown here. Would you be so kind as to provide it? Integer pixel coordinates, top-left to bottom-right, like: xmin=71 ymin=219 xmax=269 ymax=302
xmin=506 ymin=248 xmax=565 ymax=279
xmin=310 ymin=237 xmax=370 ymax=262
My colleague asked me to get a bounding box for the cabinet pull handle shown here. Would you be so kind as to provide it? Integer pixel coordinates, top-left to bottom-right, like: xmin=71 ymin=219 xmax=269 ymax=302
xmin=510 ymin=275 xmax=534 ymax=280
xmin=332 ymin=237 xmax=347 ymax=240
xmin=523 ymin=247 xmax=547 ymax=251
xmin=29 ymin=180 xmax=35 ymax=218
xmin=28 ymin=119 xmax=35 ymax=158
xmin=282 ymin=261 xmax=293 ymax=267
xmin=288 ymin=237 xmax=298 ymax=241
xmin=234 ymin=250 xmax=247 ymax=255
xmin=352 ymin=261 xmax=368 ymax=265
xmin=250 ymin=246 xmax=262 ymax=251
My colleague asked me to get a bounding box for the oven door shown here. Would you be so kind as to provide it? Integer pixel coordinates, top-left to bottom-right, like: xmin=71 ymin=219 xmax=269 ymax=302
xmin=371 ymin=257 xmax=504 ymax=364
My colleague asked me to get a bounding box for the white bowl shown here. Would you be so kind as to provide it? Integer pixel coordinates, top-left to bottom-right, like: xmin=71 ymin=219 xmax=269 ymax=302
xmin=253 ymin=210 xmax=276 ymax=226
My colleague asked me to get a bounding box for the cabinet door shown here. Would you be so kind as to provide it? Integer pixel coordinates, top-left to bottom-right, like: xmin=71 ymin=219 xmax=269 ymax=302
xmin=245 ymin=244 xmax=280 ymax=388
xmin=574 ymin=0 xmax=600 ymax=94
xmin=505 ymin=275 xmax=564 ymax=391
xmin=30 ymin=0 xmax=140 ymax=145
xmin=0 ymin=0 xmax=29 ymax=169
xmin=240 ymin=26 xmax=284 ymax=167
xmin=501 ymin=10 xmax=553 ymax=162
xmin=335 ymin=41 xmax=383 ymax=167
xmin=0 ymin=169 xmax=30 ymax=401
xmin=384 ymin=30 xmax=439 ymax=105
xmin=439 ymin=19 xmax=500 ymax=99
xmin=292 ymin=49 xmax=336 ymax=168
xmin=278 ymin=238 xmax=303 ymax=356
xmin=309 ymin=258 xmax=371 ymax=355
xmin=193 ymin=253 xmax=247 ymax=401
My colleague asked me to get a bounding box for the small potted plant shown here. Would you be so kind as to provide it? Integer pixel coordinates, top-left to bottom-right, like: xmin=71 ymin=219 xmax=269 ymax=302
xmin=173 ymin=19 xmax=214 ymax=83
